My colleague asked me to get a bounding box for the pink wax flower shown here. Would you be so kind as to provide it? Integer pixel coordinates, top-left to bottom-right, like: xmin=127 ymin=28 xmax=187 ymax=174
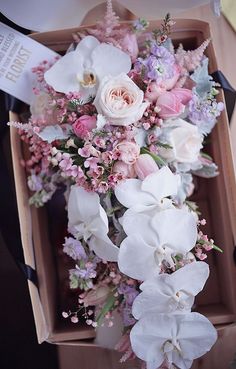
xmin=145 ymin=82 xmax=166 ymax=103
xmin=113 ymin=161 xmax=135 ymax=178
xmin=171 ymin=88 xmax=193 ymax=105
xmin=156 ymin=91 xmax=185 ymax=120
xmin=119 ymin=32 xmax=139 ymax=62
xmin=72 ymin=115 xmax=97 ymax=139
xmin=114 ymin=141 xmax=140 ymax=165
xmin=134 ymin=154 xmax=159 ymax=180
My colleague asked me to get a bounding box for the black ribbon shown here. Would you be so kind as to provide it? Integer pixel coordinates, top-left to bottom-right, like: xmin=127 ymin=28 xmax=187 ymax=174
xmin=212 ymin=70 xmax=236 ymax=123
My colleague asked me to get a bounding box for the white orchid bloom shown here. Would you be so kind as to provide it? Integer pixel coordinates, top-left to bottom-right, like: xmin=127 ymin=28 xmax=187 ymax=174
xmin=118 ymin=208 xmax=197 ymax=280
xmin=114 ymin=166 xmax=180 ymax=216
xmin=130 ymin=312 xmax=217 ymax=369
xmin=68 ymin=186 xmax=118 ymax=261
xmin=44 ymin=36 xmax=131 ymax=100
xmin=132 ymin=262 xmax=209 ymax=319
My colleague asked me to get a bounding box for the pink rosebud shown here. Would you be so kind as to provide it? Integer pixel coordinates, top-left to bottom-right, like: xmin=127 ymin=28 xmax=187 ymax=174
xmin=156 ymin=91 xmax=185 ymax=120
xmin=72 ymin=115 xmax=97 ymax=139
xmin=171 ymin=88 xmax=193 ymax=105
xmin=161 ymin=64 xmax=181 ymax=90
xmin=145 ymin=82 xmax=166 ymax=103
xmin=113 ymin=161 xmax=135 ymax=178
xmin=134 ymin=154 xmax=159 ymax=180
xmin=119 ymin=33 xmax=139 ymax=62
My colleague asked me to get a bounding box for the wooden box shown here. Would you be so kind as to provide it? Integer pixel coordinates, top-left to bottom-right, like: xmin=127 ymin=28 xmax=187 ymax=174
xmin=10 ymin=19 xmax=236 ymax=361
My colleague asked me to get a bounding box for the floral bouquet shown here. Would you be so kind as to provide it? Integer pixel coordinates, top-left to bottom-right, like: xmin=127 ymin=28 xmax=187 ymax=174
xmin=10 ymin=1 xmax=225 ymax=368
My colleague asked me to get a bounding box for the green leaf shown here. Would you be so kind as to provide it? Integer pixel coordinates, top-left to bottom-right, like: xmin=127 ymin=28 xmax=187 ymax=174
xmin=96 ymin=293 xmax=116 ymax=326
xmin=140 ymin=147 xmax=167 ymax=167
xmin=213 ymin=244 xmax=223 ymax=253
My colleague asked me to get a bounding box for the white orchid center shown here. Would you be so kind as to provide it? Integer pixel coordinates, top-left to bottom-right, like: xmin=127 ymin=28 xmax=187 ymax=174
xmin=163 ymin=338 xmax=182 ymax=363
xmin=78 ymin=70 xmax=97 ymax=88
xmin=154 ymin=243 xmax=173 ymax=267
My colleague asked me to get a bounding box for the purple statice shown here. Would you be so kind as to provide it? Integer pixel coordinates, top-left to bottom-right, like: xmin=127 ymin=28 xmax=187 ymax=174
xmin=134 ymin=44 xmax=175 ymax=82
xmin=188 ymin=94 xmax=224 ymax=135
xmin=118 ymin=283 xmax=139 ymax=326
xmin=69 ymin=259 xmax=98 ymax=290
xmin=27 ymin=173 xmax=43 ymax=192
xmin=63 ymin=237 xmax=87 ymax=261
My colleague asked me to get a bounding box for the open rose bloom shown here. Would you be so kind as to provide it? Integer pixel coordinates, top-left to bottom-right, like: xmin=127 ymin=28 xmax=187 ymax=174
xmin=10 ymin=2 xmax=227 ymax=368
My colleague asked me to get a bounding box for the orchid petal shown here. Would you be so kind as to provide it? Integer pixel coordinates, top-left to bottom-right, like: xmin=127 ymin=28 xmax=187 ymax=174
xmin=114 ymin=179 xmax=156 ymax=209
xmin=122 ymin=212 xmax=157 ymax=244
xmin=130 ymin=313 xmax=217 ymax=369
xmin=130 ymin=314 xmax=176 ymax=364
xmin=68 ymin=186 xmax=100 ymax=225
xmin=142 ymin=166 xmax=180 ymax=203
xmin=44 ymin=51 xmax=82 ymax=93
xmin=168 ymin=261 xmax=209 ymax=296
xmin=178 ymin=312 xmax=217 ymax=360
xmin=75 ymin=36 xmax=100 ymax=65
xmin=151 ymin=208 xmax=197 ymax=254
xmin=88 ymin=235 xmax=119 ymax=262
xmin=118 ymin=234 xmax=157 ymax=280
xmin=132 ymin=262 xmax=209 ymax=319
xmin=92 ymin=43 xmax=131 ymax=82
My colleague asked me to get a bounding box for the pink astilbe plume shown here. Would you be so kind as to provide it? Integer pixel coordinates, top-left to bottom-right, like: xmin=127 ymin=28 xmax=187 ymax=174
xmin=175 ymin=39 xmax=211 ymax=73
xmin=87 ymin=0 xmax=128 ymax=46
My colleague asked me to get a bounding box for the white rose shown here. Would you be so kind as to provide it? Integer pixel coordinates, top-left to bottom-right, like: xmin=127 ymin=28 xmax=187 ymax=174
xmin=160 ymin=118 xmax=203 ymax=163
xmin=94 ymin=73 xmax=149 ymax=126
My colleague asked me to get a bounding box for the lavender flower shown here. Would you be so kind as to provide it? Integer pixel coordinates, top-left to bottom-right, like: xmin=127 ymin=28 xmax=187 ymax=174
xmin=188 ymin=94 xmax=224 ymax=135
xmin=118 ymin=283 xmax=139 ymax=326
xmin=27 ymin=173 xmax=43 ymax=192
xmin=134 ymin=44 xmax=175 ymax=82
xmin=63 ymin=237 xmax=86 ymax=260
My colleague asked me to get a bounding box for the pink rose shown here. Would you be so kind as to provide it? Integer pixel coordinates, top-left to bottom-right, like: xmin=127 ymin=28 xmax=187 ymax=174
xmin=156 ymin=91 xmax=185 ymax=120
xmin=120 ymin=33 xmax=139 ymax=63
xmin=161 ymin=64 xmax=181 ymax=90
xmin=113 ymin=161 xmax=135 ymax=178
xmin=134 ymin=154 xmax=159 ymax=180
xmin=72 ymin=115 xmax=97 ymax=139
xmin=145 ymin=82 xmax=166 ymax=103
xmin=114 ymin=141 xmax=140 ymax=165
xmin=171 ymin=88 xmax=192 ymax=105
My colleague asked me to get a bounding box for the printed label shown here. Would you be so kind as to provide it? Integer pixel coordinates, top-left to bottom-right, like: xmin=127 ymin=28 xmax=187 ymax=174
xmin=0 ymin=22 xmax=58 ymax=105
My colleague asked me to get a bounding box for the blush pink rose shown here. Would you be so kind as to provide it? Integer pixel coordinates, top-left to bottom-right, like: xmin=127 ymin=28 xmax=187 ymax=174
xmin=171 ymin=88 xmax=193 ymax=105
xmin=161 ymin=64 xmax=181 ymax=90
xmin=113 ymin=161 xmax=135 ymax=178
xmin=115 ymin=141 xmax=140 ymax=165
xmin=72 ymin=115 xmax=97 ymax=139
xmin=156 ymin=91 xmax=185 ymax=120
xmin=145 ymin=82 xmax=166 ymax=103
xmin=120 ymin=33 xmax=139 ymax=63
xmin=134 ymin=154 xmax=159 ymax=180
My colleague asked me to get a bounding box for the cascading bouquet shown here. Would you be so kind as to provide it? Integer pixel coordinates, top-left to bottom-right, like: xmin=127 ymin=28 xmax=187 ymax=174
xmin=11 ymin=2 xmax=225 ymax=368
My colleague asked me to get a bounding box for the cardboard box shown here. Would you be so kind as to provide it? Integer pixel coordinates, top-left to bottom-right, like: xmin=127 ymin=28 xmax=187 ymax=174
xmin=10 ymin=19 xmax=236 ymax=348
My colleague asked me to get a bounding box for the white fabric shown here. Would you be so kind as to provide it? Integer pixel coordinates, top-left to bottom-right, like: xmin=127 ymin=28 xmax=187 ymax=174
xmin=0 ymin=0 xmax=220 ymax=32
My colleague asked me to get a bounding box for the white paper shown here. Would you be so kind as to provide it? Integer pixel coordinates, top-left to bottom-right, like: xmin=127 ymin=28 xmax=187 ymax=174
xmin=0 ymin=0 xmax=220 ymax=32
xmin=0 ymin=22 xmax=58 ymax=104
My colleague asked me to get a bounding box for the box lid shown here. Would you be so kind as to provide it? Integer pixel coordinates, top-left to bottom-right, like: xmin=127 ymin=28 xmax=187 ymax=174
xmin=0 ymin=0 xmax=221 ymax=32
